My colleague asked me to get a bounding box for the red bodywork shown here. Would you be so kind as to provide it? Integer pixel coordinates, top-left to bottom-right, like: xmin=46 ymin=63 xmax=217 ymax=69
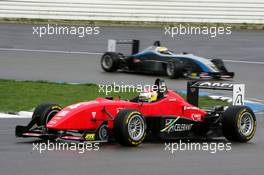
xmin=47 ymin=90 xmax=207 ymax=131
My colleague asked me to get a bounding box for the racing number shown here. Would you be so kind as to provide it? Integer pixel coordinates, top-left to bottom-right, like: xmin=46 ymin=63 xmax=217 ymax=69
xmin=233 ymin=84 xmax=245 ymax=106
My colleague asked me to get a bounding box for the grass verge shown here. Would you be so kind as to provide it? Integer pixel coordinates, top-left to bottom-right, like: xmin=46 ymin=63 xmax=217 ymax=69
xmin=0 ymin=18 xmax=264 ymax=30
xmin=0 ymin=79 xmax=228 ymax=113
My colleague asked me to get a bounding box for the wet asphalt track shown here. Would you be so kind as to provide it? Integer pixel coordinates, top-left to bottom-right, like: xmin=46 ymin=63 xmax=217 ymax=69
xmin=0 ymin=24 xmax=264 ymax=175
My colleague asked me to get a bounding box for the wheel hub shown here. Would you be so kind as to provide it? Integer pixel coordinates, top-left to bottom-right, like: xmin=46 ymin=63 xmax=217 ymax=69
xmin=128 ymin=115 xmax=145 ymax=141
xmin=239 ymin=112 xmax=254 ymax=136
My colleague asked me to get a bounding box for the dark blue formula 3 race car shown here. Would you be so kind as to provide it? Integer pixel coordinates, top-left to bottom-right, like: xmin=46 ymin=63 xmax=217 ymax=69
xmin=101 ymin=40 xmax=234 ymax=79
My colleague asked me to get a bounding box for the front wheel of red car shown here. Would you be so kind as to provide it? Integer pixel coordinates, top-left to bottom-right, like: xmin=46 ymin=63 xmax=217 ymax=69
xmin=114 ymin=109 xmax=146 ymax=146
xmin=32 ymin=103 xmax=62 ymax=126
xmin=32 ymin=103 xmax=62 ymax=137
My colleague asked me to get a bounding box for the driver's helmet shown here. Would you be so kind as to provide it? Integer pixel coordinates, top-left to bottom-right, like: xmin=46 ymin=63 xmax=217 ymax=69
xmin=138 ymin=89 xmax=158 ymax=102
xmin=157 ymin=47 xmax=170 ymax=55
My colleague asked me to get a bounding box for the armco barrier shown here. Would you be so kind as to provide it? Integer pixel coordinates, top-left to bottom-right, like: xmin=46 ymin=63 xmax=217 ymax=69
xmin=0 ymin=0 xmax=263 ymax=24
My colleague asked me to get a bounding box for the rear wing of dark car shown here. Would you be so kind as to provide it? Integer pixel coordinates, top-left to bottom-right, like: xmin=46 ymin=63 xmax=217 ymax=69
xmin=107 ymin=39 xmax=161 ymax=55
xmin=187 ymin=81 xmax=245 ymax=107
xmin=107 ymin=39 xmax=140 ymax=55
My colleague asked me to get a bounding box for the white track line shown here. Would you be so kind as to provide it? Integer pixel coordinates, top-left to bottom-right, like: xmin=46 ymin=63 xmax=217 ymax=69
xmin=256 ymin=112 xmax=264 ymax=115
xmin=18 ymin=111 xmax=33 ymax=118
xmin=248 ymin=98 xmax=264 ymax=104
xmin=223 ymin=59 xmax=264 ymax=65
xmin=0 ymin=48 xmax=102 ymax=55
xmin=0 ymin=111 xmax=33 ymax=118
xmin=1 ymin=47 xmax=264 ymax=65
xmin=0 ymin=113 xmax=31 ymax=118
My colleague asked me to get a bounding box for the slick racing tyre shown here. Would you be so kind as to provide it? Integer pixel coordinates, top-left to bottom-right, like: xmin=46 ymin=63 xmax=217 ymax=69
xmin=32 ymin=103 xmax=62 ymax=127
xmin=101 ymin=52 xmax=120 ymax=72
xmin=114 ymin=109 xmax=146 ymax=146
xmin=166 ymin=61 xmax=184 ymax=79
xmin=222 ymin=106 xmax=256 ymax=142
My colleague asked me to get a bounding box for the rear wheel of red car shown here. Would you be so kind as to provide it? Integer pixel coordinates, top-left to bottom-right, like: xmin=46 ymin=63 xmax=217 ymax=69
xmin=101 ymin=52 xmax=120 ymax=72
xmin=114 ymin=109 xmax=146 ymax=146
xmin=222 ymin=106 xmax=256 ymax=142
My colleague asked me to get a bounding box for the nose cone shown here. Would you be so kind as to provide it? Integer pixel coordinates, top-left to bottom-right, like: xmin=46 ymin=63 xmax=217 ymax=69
xmin=47 ymin=110 xmax=88 ymax=130
xmin=46 ymin=102 xmax=100 ymax=130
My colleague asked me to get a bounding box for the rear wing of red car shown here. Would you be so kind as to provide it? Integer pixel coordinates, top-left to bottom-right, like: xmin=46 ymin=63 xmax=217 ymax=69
xmin=187 ymin=81 xmax=245 ymax=107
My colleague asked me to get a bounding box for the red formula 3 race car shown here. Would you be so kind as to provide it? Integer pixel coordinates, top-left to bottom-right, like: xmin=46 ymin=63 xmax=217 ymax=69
xmin=16 ymin=79 xmax=257 ymax=146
